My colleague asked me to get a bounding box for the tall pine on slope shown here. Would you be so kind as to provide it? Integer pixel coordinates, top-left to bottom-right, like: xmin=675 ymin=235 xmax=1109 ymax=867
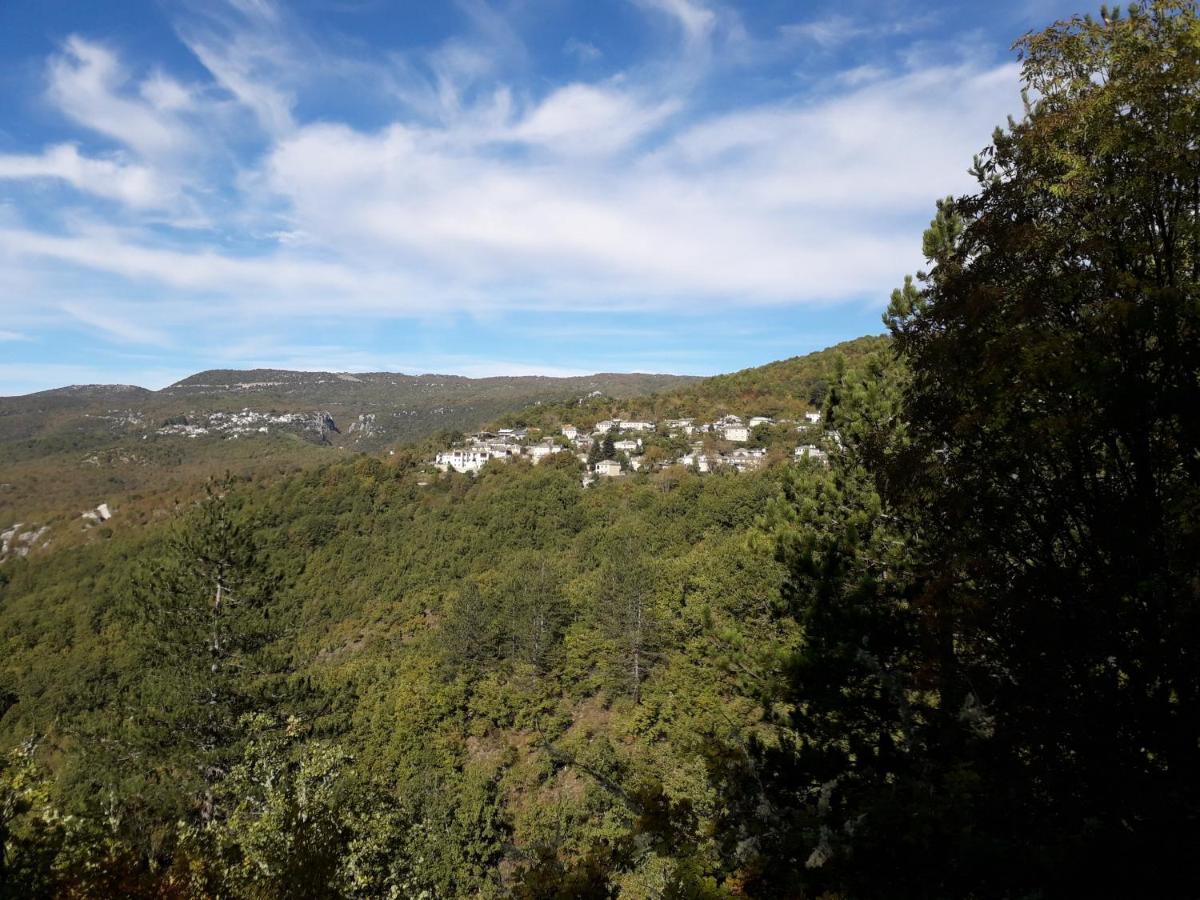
xmin=116 ymin=478 xmax=283 ymax=836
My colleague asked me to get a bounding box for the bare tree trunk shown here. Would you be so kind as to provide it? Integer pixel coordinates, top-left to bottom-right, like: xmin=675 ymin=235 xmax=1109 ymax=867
xmin=632 ymin=600 xmax=642 ymax=704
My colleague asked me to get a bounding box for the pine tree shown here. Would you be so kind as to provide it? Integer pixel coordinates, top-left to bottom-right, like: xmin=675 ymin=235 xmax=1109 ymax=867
xmin=595 ymin=534 xmax=660 ymax=703
xmin=511 ymin=557 xmax=568 ymax=675
xmin=118 ymin=477 xmax=281 ymax=828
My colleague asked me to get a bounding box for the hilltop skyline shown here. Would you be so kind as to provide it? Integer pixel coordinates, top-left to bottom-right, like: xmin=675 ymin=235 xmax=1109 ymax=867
xmin=0 ymin=0 xmax=1077 ymax=395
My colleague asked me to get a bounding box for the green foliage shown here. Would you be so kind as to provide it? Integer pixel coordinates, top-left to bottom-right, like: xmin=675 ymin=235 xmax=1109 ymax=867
xmin=175 ymin=715 xmax=367 ymax=899
xmin=759 ymin=3 xmax=1200 ymax=896
xmin=0 ymin=451 xmax=791 ymax=895
xmin=112 ymin=478 xmax=286 ymax=833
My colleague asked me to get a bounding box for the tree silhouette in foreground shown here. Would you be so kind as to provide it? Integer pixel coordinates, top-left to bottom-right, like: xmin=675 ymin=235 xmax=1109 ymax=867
xmin=770 ymin=3 xmax=1200 ymax=896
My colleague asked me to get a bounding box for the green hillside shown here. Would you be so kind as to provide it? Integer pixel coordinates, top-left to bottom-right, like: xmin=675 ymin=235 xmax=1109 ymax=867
xmin=0 ymin=368 xmax=698 ymax=548
xmin=0 ymin=335 xmax=899 ymax=896
xmin=0 ymin=452 xmax=797 ymax=896
xmin=494 ymin=335 xmax=888 ymax=432
xmin=0 ymin=340 xmax=884 ymax=568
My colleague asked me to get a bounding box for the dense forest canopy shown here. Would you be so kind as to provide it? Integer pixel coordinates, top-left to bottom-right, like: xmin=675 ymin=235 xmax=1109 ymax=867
xmin=3 ymin=1 xmax=1200 ymax=896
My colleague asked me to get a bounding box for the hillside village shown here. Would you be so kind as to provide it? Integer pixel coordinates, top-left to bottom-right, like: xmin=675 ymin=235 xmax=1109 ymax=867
xmin=433 ymin=410 xmax=836 ymax=482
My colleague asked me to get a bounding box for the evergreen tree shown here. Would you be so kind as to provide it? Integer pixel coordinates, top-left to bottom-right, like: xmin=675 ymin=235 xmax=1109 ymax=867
xmin=117 ymin=478 xmax=282 ymax=832
xmin=594 ymin=534 xmax=661 ymax=703
xmin=510 ymin=556 xmax=568 ymax=674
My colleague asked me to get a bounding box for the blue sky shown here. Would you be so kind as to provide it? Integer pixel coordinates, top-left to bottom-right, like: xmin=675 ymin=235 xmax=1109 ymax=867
xmin=0 ymin=0 xmax=1080 ymax=395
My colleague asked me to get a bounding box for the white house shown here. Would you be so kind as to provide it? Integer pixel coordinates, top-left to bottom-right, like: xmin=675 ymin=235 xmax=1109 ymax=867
xmin=727 ymin=448 xmax=767 ymax=472
xmin=614 ymin=438 xmax=642 ymax=453
xmin=473 ymin=439 xmax=522 ymax=456
xmin=724 ymin=425 xmax=750 ymax=442
xmin=619 ymin=420 xmax=655 ymax=432
xmin=804 ymin=411 xmax=822 ymax=425
xmin=749 ymin=416 xmax=774 ymax=428
xmin=595 ymin=459 xmax=622 ymax=477
xmin=435 ymin=442 xmax=521 ymax=473
xmin=679 ymin=452 xmax=712 ymax=473
xmin=562 ymin=424 xmax=578 ymax=440
xmin=435 ymin=449 xmax=492 ymax=473
xmin=795 ymin=444 xmax=829 ymax=464
xmin=525 ymin=442 xmax=564 ymax=463
xmin=593 ymin=420 xmax=618 ymax=434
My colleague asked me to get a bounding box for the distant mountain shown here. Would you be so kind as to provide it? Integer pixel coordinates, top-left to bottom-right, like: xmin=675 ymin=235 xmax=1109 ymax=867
xmin=0 ymin=338 xmax=892 ymax=551
xmin=0 ymin=368 xmax=698 ymax=528
xmin=1 ymin=368 xmax=698 ymax=447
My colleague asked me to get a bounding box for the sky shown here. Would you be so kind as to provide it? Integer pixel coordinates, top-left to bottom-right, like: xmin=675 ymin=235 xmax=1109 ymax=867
xmin=0 ymin=0 xmax=1083 ymax=395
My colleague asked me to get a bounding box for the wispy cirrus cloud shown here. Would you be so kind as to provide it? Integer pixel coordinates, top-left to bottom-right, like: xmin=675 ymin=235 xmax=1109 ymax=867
xmin=46 ymin=37 xmax=196 ymax=160
xmin=0 ymin=0 xmax=1039 ymax=393
xmin=61 ymin=301 xmax=172 ymax=345
xmin=0 ymin=143 xmax=173 ymax=209
xmin=563 ymin=37 xmax=602 ymax=63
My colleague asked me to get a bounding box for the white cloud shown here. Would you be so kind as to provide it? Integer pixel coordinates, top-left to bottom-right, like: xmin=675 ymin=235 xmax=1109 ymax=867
xmin=780 ymin=13 xmax=937 ymax=50
xmin=47 ymin=37 xmax=193 ymax=158
xmin=563 ymin=38 xmax=602 ymax=63
xmin=139 ymin=71 xmax=195 ymax=113
xmin=180 ymin=28 xmax=296 ymax=136
xmin=0 ymin=226 xmax=438 ymax=309
xmin=1 ymin=0 xmax=1030 ymax=380
xmin=61 ymin=301 xmax=171 ymax=345
xmin=0 ymin=144 xmax=172 ymax=209
xmin=634 ymin=0 xmax=717 ymax=47
xmin=0 ymin=330 xmax=29 ymax=342
xmin=3 ymin=55 xmax=1021 ymax=318
xmin=836 ymin=64 xmax=889 ymax=87
xmin=0 ymin=363 xmax=190 ymax=396
xmin=509 ymin=83 xmax=679 ymax=155
xmin=248 ymin=60 xmax=1016 ymax=306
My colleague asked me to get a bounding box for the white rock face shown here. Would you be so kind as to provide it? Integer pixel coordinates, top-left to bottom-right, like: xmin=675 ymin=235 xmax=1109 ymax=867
xmin=1 ymin=523 xmax=49 ymax=559
xmin=348 ymin=413 xmax=378 ymax=438
xmin=82 ymin=503 xmax=113 ymax=523
xmin=156 ymin=409 xmax=339 ymax=440
xmin=1 ymin=523 xmax=23 ymax=557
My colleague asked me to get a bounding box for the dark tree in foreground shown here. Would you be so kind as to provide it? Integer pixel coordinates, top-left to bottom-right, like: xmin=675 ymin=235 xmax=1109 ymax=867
xmin=769 ymin=3 xmax=1200 ymax=897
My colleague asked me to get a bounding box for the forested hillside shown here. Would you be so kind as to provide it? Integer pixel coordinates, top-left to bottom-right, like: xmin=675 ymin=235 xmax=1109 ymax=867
xmin=0 ymin=369 xmax=696 ymax=560
xmin=3 ymin=3 xmax=1200 ymax=897
xmin=493 ymin=336 xmax=887 ymax=434
xmin=0 ymin=437 xmax=828 ymax=895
